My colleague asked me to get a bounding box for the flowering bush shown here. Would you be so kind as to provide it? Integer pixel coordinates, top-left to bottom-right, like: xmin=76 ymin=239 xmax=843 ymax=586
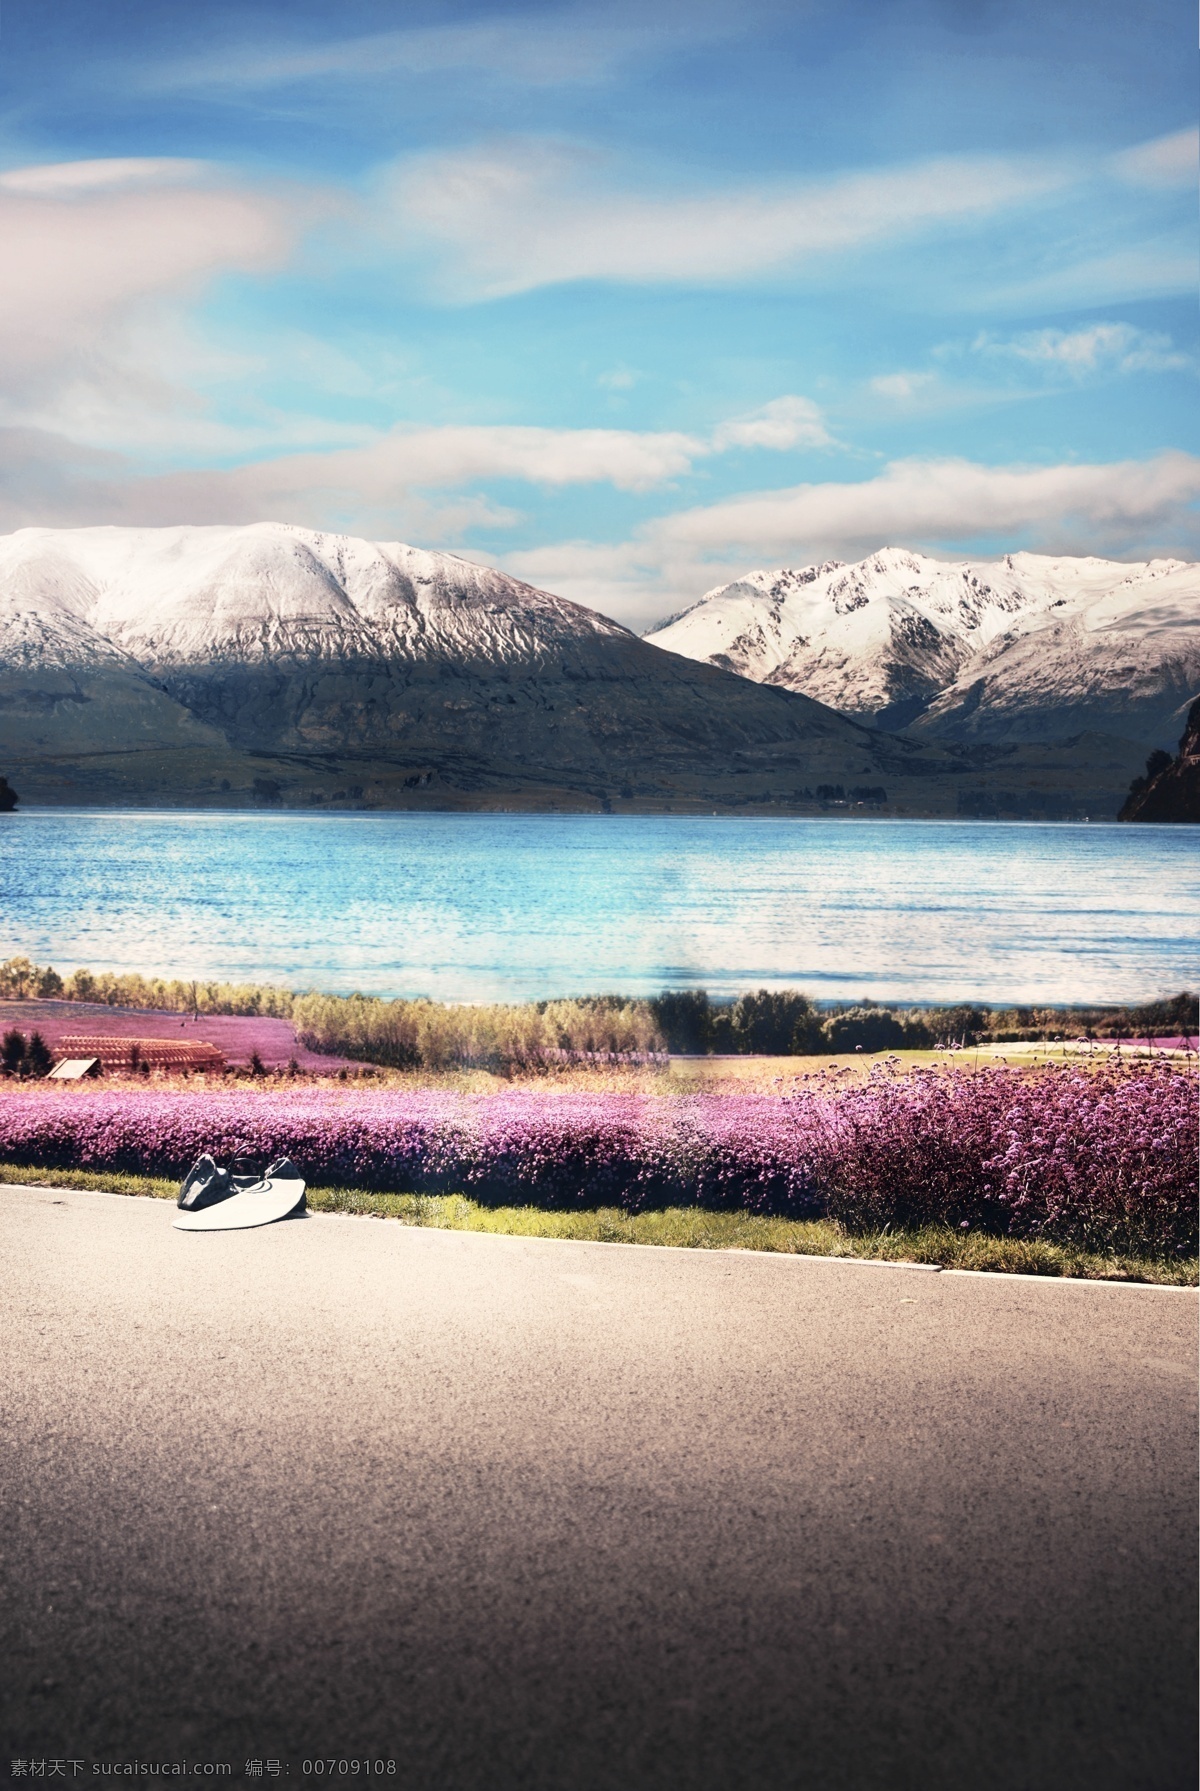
xmin=0 ymin=1086 xmax=822 ymax=1217
xmin=0 ymin=1060 xmax=1193 ymax=1253
xmin=819 ymin=1060 xmax=1196 ymax=1253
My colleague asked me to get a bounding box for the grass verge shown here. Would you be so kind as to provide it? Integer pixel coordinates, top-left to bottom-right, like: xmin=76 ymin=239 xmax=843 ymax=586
xmin=2 ymin=1159 xmax=1194 ymax=1286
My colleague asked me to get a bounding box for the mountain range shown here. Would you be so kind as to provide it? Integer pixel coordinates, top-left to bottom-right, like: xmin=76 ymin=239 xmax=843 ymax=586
xmin=0 ymin=523 xmax=1158 ymax=816
xmin=644 ymin=547 xmax=1199 ymax=751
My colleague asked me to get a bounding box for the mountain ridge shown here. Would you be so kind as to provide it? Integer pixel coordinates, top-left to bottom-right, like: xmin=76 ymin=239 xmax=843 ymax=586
xmin=0 ymin=523 xmax=1146 ymax=816
xmin=644 ymin=546 xmax=1200 ymax=749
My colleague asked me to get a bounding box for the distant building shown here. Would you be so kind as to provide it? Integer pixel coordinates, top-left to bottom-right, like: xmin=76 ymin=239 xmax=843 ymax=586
xmin=57 ymin=1036 xmax=227 ymax=1073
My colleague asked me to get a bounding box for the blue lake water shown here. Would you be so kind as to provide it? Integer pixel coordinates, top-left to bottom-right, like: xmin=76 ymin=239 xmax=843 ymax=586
xmin=0 ymin=810 xmax=1196 ymax=1005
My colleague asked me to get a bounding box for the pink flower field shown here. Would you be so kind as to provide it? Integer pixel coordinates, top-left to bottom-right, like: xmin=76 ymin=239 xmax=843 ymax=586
xmin=0 ymin=1059 xmax=1194 ymax=1255
xmin=0 ymin=999 xmax=357 ymax=1070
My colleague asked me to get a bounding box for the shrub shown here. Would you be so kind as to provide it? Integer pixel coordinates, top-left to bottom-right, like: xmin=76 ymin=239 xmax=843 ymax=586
xmin=820 ymin=1060 xmax=1195 ymax=1254
xmin=0 ymin=1059 xmax=1192 ymax=1254
xmin=821 ymin=1007 xmax=908 ymax=1053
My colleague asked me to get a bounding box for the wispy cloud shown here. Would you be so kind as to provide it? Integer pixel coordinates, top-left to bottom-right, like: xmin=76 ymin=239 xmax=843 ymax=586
xmin=868 ymin=371 xmax=939 ymax=402
xmin=0 ymin=158 xmax=210 ymax=196
xmin=968 ymin=323 xmax=1190 ymax=375
xmin=866 ymin=322 xmax=1192 ymax=417
xmin=1110 ymin=126 xmax=1198 ymax=190
xmin=980 ymin=233 xmax=1198 ymax=312
xmin=0 ymin=156 xmax=333 ymax=472
xmin=146 ymin=7 xmax=736 ymax=93
xmin=385 ymin=138 xmax=1074 ymax=298
xmin=596 ymin=367 xmax=640 ymax=392
xmin=0 ymin=394 xmax=836 ymax=538
xmin=652 ymin=452 xmax=1200 ymax=556
xmin=148 ymin=399 xmax=834 ymax=514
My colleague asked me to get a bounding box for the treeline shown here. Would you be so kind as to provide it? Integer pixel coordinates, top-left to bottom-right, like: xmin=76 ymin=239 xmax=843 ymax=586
xmin=648 ymin=989 xmax=1198 ymax=1054
xmin=0 ymin=957 xmax=662 ymax=1071
xmin=291 ymin=991 xmax=663 ymax=1070
xmin=0 ymin=956 xmax=1194 ymax=1070
xmin=0 ymin=958 xmax=297 ymax=1018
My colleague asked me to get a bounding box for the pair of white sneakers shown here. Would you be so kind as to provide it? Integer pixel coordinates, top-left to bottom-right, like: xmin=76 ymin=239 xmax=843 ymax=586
xmin=173 ymin=1152 xmax=307 ymax=1232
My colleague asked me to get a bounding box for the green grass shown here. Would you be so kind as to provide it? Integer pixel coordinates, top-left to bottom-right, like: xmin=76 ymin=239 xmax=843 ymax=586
xmin=1 ymin=1160 xmax=1194 ymax=1286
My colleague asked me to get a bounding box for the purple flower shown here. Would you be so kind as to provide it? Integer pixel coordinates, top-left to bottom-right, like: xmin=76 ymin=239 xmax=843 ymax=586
xmin=0 ymin=1059 xmax=1193 ymax=1254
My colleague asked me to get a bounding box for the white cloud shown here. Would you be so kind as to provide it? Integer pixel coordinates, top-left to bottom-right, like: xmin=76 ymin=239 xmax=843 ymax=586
xmin=248 ymin=423 xmax=705 ymax=496
xmin=504 ymin=453 xmax=1200 ymax=629
xmin=970 ymin=322 xmax=1190 ymax=375
xmin=1110 ymin=127 xmax=1198 ymax=190
xmin=386 ymin=138 xmax=1073 ymax=298
xmin=0 ymin=156 xmax=336 ymax=476
xmin=0 ymin=423 xmax=522 ymax=543
xmin=0 ymin=158 xmax=299 ymax=374
xmin=711 ymin=395 xmax=834 ymax=451
xmin=0 ymin=391 xmax=836 ymax=545
xmin=653 ymin=452 xmax=1200 ymax=556
xmin=109 ymin=401 xmax=830 ymax=512
xmin=868 ymin=371 xmax=938 ymax=402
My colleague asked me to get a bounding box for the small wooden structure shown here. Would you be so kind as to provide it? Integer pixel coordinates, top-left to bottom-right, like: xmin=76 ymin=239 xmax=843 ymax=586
xmin=57 ymin=1035 xmax=227 ymax=1073
xmin=47 ymin=1057 xmax=101 ymax=1081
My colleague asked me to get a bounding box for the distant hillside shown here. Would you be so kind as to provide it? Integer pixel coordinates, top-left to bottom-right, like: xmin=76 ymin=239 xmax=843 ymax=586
xmin=645 ymin=546 xmax=1199 ymax=750
xmin=1119 ymin=699 xmax=1200 ymax=823
xmin=0 ymin=522 xmax=1143 ymax=816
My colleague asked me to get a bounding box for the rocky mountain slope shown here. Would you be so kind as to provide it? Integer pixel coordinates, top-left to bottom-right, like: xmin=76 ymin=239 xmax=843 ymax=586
xmin=0 ymin=522 xmax=1142 ymax=815
xmin=1119 ymin=699 xmax=1200 ymax=823
xmin=645 ymin=548 xmax=1200 ymax=750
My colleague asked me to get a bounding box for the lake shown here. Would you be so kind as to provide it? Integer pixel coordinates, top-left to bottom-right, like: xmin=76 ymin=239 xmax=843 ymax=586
xmin=0 ymin=811 xmax=1195 ymax=1005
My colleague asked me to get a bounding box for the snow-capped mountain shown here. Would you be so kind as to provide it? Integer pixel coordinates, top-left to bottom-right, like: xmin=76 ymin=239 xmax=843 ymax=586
xmin=0 ymin=520 xmax=926 ymax=810
xmin=0 ymin=523 xmax=1150 ymax=816
xmin=645 ymin=548 xmax=1200 ymax=749
xmin=0 ymin=521 xmax=633 ymax=674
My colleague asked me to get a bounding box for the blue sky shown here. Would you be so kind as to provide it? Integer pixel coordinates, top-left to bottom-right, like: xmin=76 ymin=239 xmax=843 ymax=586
xmin=0 ymin=0 xmax=1195 ymax=625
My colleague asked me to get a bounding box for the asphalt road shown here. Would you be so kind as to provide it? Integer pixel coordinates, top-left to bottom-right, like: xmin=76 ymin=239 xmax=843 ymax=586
xmin=2 ymin=1185 xmax=1196 ymax=1791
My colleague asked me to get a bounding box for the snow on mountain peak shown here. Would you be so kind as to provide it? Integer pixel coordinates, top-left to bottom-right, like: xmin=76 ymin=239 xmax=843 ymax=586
xmin=0 ymin=521 xmax=633 ymax=673
xmin=644 ymin=545 xmax=1200 ymax=746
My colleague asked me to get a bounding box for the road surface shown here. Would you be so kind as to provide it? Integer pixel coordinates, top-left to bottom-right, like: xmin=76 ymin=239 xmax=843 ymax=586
xmin=2 ymin=1184 xmax=1196 ymax=1789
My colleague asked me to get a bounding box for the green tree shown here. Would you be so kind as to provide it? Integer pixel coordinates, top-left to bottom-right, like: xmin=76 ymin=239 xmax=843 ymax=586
xmin=821 ymin=1008 xmax=908 ymax=1053
xmin=731 ymin=989 xmax=819 ymax=1055
xmin=649 ymin=990 xmax=712 ymax=1053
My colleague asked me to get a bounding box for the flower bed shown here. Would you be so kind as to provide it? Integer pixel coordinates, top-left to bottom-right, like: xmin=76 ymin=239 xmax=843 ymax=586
xmin=818 ymin=1061 xmax=1195 ymax=1253
xmin=0 ymin=1061 xmax=1193 ymax=1255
